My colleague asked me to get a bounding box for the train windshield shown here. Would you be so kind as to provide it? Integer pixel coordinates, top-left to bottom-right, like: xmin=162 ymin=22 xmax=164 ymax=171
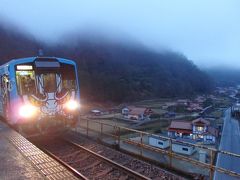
xmin=15 ymin=63 xmax=77 ymax=95
xmin=35 ymin=64 xmax=76 ymax=94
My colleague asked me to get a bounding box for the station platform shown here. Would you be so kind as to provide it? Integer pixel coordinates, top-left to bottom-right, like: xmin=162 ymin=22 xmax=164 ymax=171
xmin=0 ymin=121 xmax=77 ymax=180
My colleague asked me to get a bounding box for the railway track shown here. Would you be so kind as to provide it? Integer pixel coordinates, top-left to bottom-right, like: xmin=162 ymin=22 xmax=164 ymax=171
xmin=36 ymin=138 xmax=152 ymax=179
xmin=32 ymin=133 xmax=184 ymax=180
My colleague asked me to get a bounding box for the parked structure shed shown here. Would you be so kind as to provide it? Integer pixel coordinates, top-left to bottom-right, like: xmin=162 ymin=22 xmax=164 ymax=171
xmin=149 ymin=136 xmax=170 ymax=149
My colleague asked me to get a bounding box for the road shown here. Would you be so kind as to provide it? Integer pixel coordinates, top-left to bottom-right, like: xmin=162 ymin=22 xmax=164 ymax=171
xmin=214 ymin=109 xmax=240 ymax=180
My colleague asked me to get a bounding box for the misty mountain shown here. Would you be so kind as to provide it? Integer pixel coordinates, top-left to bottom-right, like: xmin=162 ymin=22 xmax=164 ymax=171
xmin=0 ymin=21 xmax=40 ymax=62
xmin=206 ymin=68 xmax=240 ymax=87
xmin=0 ymin=23 xmax=213 ymax=102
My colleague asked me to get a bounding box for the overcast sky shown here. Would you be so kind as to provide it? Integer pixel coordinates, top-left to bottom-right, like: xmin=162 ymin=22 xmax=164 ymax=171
xmin=0 ymin=0 xmax=239 ymax=68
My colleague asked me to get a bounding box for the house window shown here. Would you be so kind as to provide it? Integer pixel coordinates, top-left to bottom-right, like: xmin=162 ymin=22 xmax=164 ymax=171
xmin=182 ymin=147 xmax=188 ymax=151
xmin=206 ymin=136 xmax=212 ymax=141
xmin=158 ymin=141 xmax=163 ymax=145
xmin=196 ymin=126 xmax=204 ymax=131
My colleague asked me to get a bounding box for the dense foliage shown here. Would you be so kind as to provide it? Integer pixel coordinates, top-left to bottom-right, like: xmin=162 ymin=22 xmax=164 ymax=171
xmin=0 ymin=23 xmax=213 ymax=102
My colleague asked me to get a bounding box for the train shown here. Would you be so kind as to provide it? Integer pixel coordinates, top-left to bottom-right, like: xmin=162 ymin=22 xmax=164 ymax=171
xmin=231 ymin=102 xmax=240 ymax=119
xmin=0 ymin=57 xmax=80 ymax=135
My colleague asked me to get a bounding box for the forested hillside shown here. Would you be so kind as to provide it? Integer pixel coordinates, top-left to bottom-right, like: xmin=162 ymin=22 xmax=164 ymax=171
xmin=0 ymin=22 xmax=213 ymax=102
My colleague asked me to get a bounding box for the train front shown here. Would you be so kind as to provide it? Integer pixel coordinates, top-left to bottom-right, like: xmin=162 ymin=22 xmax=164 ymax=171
xmin=14 ymin=57 xmax=80 ymax=134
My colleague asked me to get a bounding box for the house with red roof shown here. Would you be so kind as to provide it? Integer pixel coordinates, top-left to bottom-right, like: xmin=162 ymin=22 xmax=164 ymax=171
xmin=168 ymin=121 xmax=192 ymax=138
xmin=122 ymin=106 xmax=153 ymax=120
xmin=168 ymin=118 xmax=218 ymax=144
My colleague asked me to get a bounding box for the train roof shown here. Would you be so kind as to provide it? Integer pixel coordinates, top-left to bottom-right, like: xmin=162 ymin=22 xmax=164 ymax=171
xmin=0 ymin=57 xmax=77 ymax=68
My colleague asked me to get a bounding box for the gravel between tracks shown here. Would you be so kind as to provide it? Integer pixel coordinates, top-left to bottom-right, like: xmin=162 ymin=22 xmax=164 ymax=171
xmin=64 ymin=132 xmax=185 ymax=180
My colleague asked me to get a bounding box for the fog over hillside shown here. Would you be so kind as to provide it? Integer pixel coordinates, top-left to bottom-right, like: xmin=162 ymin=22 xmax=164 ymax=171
xmin=0 ymin=21 xmax=213 ymax=102
xmin=2 ymin=1 xmax=239 ymax=69
xmin=206 ymin=67 xmax=240 ymax=87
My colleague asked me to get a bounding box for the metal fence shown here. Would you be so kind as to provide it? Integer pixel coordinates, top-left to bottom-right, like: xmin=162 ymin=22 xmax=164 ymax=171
xmin=73 ymin=119 xmax=240 ymax=179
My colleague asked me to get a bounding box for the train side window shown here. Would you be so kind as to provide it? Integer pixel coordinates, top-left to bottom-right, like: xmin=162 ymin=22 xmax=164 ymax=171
xmin=16 ymin=71 xmax=36 ymax=95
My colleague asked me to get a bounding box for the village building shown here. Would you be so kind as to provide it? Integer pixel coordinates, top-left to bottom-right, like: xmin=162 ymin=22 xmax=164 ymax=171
xmin=186 ymin=103 xmax=203 ymax=112
xmin=172 ymin=141 xmax=196 ymax=155
xmin=168 ymin=118 xmax=218 ymax=144
xmin=122 ymin=106 xmax=153 ymax=120
xmin=149 ymin=135 xmax=170 ymax=149
xmin=90 ymin=109 xmax=102 ymax=116
xmin=121 ymin=107 xmax=129 ymax=115
xmin=168 ymin=121 xmax=193 ymax=139
xmin=177 ymin=99 xmax=190 ymax=106
xmin=149 ymin=135 xmax=196 ymax=155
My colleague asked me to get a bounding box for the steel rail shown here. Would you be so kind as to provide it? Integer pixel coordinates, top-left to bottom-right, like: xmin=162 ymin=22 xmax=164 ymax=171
xmin=64 ymin=139 xmax=151 ymax=180
xmin=40 ymin=146 xmax=89 ymax=180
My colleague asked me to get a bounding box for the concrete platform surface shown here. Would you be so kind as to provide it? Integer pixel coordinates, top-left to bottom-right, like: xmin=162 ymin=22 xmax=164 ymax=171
xmin=0 ymin=121 xmax=77 ymax=180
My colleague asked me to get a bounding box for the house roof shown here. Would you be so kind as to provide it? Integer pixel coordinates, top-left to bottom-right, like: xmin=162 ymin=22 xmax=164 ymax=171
xmin=168 ymin=121 xmax=192 ymax=130
xmin=150 ymin=135 xmax=169 ymax=141
xmin=129 ymin=107 xmax=146 ymax=115
xmin=192 ymin=118 xmax=210 ymax=125
xmin=203 ymin=126 xmax=218 ymax=137
xmin=175 ymin=137 xmax=197 ymax=145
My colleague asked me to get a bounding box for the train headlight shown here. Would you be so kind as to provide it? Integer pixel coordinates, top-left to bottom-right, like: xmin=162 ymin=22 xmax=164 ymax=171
xmin=19 ymin=104 xmax=37 ymax=118
xmin=65 ymin=100 xmax=79 ymax=111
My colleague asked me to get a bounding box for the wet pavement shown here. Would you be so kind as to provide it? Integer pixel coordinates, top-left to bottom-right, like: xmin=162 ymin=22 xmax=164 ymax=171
xmin=0 ymin=121 xmax=77 ymax=180
xmin=0 ymin=122 xmax=44 ymax=179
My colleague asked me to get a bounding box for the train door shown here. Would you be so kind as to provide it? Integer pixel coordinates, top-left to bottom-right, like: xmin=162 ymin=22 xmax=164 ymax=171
xmin=0 ymin=75 xmax=3 ymax=116
xmin=1 ymin=75 xmax=10 ymax=120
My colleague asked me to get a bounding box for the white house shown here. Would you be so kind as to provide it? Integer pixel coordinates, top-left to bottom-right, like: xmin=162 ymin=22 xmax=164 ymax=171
xmin=192 ymin=118 xmax=209 ymax=136
xmin=121 ymin=107 xmax=129 ymax=115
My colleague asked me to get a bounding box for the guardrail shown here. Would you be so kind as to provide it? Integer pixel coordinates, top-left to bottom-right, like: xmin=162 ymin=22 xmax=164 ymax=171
xmin=73 ymin=118 xmax=240 ymax=179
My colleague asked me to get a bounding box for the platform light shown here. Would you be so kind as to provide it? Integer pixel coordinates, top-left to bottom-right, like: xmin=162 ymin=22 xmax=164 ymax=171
xmin=65 ymin=100 xmax=79 ymax=111
xmin=16 ymin=65 xmax=33 ymax=70
xmin=19 ymin=104 xmax=37 ymax=118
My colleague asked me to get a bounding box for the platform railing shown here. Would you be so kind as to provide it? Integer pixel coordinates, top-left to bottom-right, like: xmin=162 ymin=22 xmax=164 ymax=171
xmin=74 ymin=118 xmax=240 ymax=179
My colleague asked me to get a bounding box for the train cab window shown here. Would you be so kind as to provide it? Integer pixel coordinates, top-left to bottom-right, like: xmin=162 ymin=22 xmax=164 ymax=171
xmin=42 ymin=73 xmax=57 ymax=93
xmin=16 ymin=71 xmax=36 ymax=95
xmin=61 ymin=64 xmax=76 ymax=90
